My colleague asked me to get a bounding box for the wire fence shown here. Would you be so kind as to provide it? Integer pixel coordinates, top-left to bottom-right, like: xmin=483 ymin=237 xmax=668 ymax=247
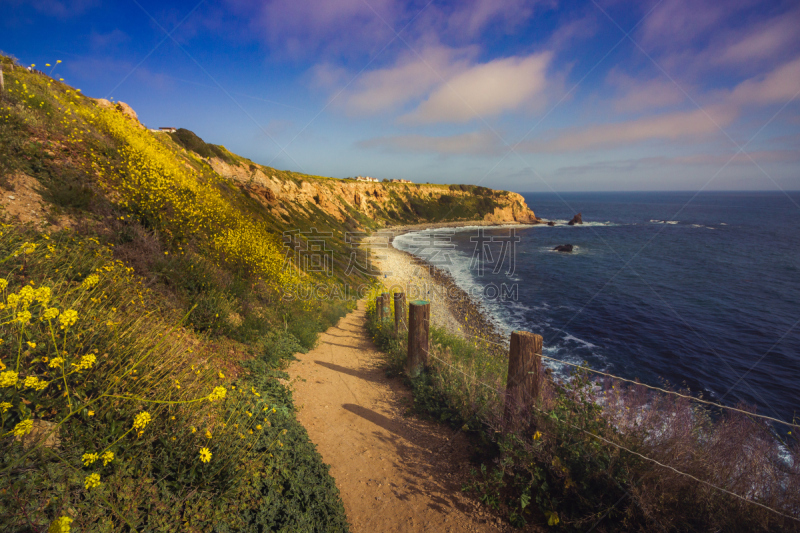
xmin=375 ymin=296 xmax=800 ymax=525
xmin=416 ymin=311 xmax=799 ymax=430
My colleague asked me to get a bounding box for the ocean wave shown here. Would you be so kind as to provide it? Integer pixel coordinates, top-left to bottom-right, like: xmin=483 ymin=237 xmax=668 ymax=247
xmin=691 ymin=224 xmax=716 ymax=230
xmin=650 ymin=220 xmax=680 ymax=224
xmin=563 ymin=333 xmax=597 ymax=349
xmin=547 ymin=220 xmax=619 ymax=227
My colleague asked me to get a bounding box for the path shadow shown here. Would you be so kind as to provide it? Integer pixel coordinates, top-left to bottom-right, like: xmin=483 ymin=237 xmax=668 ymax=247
xmin=315 ymin=361 xmax=384 ymax=384
xmin=341 ymin=403 xmax=474 ymax=517
xmin=342 ymin=403 xmax=406 ymax=438
xmin=319 ymin=340 xmax=375 ymax=351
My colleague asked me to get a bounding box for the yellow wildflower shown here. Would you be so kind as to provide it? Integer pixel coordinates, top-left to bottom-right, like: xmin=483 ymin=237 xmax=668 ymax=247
xmin=101 ymin=451 xmax=114 ymax=466
xmin=84 ymin=473 xmax=101 ymax=489
xmin=82 ymin=275 xmax=99 ymax=288
xmin=0 ymin=402 xmax=11 ymax=413
xmin=533 ymin=431 xmax=542 ymax=440
xmin=72 ymin=354 xmax=96 ymax=371
xmin=49 ymin=357 xmax=64 ymax=369
xmin=205 ymin=430 xmax=212 ymax=439
xmin=16 ymin=310 xmax=32 ymax=324
xmin=34 ymin=286 xmax=51 ymax=303
xmin=48 ymin=516 xmax=72 ymax=533
xmin=0 ymin=371 xmax=19 ymax=387
xmin=42 ymin=307 xmax=59 ymax=321
xmin=199 ymin=447 xmax=212 ymax=463
xmin=82 ymin=452 xmax=99 ymax=466
xmin=88 ymin=410 xmax=95 ymax=417
xmin=0 ymin=279 xmax=7 ymax=291
xmin=207 ymin=386 xmax=226 ymax=402
xmin=23 ymin=376 xmax=48 ymax=391
xmin=12 ymin=419 xmax=33 ymax=437
xmin=27 ymin=341 xmax=36 ymax=349
xmin=191 ymin=426 xmax=197 ymax=433
xmin=256 ymin=425 xmax=262 ymax=430
xmin=59 ymin=309 xmax=79 ymax=329
xmin=132 ymin=411 xmax=151 ymax=430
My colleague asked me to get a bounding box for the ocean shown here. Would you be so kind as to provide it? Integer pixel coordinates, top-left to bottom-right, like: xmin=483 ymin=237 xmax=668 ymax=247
xmin=392 ymin=191 xmax=800 ymax=425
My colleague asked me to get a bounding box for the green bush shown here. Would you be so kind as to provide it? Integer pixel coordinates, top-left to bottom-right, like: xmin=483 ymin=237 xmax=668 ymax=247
xmin=169 ymin=128 xmax=236 ymax=165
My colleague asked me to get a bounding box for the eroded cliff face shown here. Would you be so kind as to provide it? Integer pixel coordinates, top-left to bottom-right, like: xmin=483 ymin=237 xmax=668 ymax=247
xmin=207 ymin=158 xmax=539 ymax=226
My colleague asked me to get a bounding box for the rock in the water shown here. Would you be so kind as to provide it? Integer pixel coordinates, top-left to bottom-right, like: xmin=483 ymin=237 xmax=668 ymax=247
xmin=553 ymin=244 xmax=573 ymax=252
xmin=547 ymin=221 xmax=555 ymax=226
xmin=567 ymin=213 xmax=583 ymax=225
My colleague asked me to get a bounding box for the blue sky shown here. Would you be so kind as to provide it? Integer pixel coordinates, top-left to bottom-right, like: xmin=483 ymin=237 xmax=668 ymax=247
xmin=2 ymin=0 xmax=799 ymax=192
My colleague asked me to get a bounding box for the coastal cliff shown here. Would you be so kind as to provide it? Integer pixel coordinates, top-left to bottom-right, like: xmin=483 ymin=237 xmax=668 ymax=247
xmin=206 ymin=156 xmax=539 ymax=227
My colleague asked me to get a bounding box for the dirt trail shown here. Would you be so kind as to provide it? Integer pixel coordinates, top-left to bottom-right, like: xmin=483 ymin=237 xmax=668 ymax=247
xmin=288 ymin=302 xmax=506 ymax=533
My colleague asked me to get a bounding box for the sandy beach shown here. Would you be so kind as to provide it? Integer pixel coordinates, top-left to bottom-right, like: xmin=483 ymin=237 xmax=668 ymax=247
xmin=368 ymin=221 xmax=526 ymax=345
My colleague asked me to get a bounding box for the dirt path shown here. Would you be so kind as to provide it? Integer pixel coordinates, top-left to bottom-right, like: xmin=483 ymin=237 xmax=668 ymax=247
xmin=288 ymin=302 xmax=507 ymax=533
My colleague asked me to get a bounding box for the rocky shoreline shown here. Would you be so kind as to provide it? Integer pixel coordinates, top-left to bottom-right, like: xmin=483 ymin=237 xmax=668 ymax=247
xmin=370 ymin=221 xmax=517 ymax=349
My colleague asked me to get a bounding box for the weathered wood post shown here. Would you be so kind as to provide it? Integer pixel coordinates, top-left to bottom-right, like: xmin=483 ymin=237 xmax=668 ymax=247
xmin=381 ymin=292 xmax=391 ymax=324
xmin=407 ymin=300 xmax=430 ymax=378
xmin=503 ymin=331 xmax=543 ymax=428
xmin=0 ymin=66 xmax=4 ymax=92
xmin=394 ymin=292 xmax=406 ymax=335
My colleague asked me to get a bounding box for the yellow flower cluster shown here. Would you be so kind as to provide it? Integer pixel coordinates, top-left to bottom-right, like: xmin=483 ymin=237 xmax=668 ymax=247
xmin=12 ymin=419 xmax=33 ymax=437
xmin=58 ymin=309 xmax=79 ymax=329
xmin=48 ymin=516 xmax=72 ymax=533
xmin=23 ymin=376 xmax=48 ymax=391
xmin=0 ymin=371 xmax=18 ymax=387
xmin=83 ymin=102 xmax=305 ymax=291
xmin=207 ymin=386 xmax=227 ymax=402
xmin=132 ymin=411 xmax=152 ymax=430
xmin=84 ymin=473 xmax=101 ymax=490
xmin=71 ymin=354 xmax=96 ymax=371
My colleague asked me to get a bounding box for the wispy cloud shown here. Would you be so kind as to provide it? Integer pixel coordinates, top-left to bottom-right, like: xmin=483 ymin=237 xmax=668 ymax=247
xmin=399 ymin=51 xmax=553 ymax=124
xmin=325 ymin=45 xmax=477 ymax=115
xmin=606 ymin=68 xmax=685 ymax=113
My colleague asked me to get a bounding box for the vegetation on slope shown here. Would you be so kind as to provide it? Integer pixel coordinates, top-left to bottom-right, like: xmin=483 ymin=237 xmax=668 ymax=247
xmin=365 ymin=295 xmax=800 ymax=532
xmin=0 ymin=54 xmax=358 ymax=531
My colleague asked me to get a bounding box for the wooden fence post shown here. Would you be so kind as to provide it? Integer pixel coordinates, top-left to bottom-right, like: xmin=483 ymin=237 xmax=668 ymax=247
xmin=503 ymin=330 xmax=543 ymax=428
xmin=375 ymin=294 xmax=383 ymax=323
xmin=381 ymin=292 xmax=391 ymax=323
xmin=394 ymin=292 xmax=406 ymax=335
xmin=407 ymin=300 xmax=430 ymax=378
xmin=0 ymin=66 xmax=4 ymax=92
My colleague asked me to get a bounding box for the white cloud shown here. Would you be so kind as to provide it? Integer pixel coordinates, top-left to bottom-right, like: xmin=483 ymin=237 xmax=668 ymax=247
xmin=727 ymin=56 xmax=800 ymax=107
xmin=400 ymin=52 xmax=553 ymax=124
xmin=522 ymin=56 xmax=800 ymax=153
xmin=334 ymin=46 xmax=475 ymax=115
xmin=521 ymin=105 xmax=737 ymax=153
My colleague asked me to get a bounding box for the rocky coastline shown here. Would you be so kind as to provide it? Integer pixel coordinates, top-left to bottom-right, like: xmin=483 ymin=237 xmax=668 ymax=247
xmin=370 ymin=220 xmax=517 ymax=350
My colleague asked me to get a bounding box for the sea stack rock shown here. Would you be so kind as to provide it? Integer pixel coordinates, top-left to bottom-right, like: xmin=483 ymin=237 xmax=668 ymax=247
xmin=553 ymin=244 xmax=573 ymax=252
xmin=567 ymin=213 xmax=583 ymax=226
xmin=547 ymin=221 xmax=555 ymax=226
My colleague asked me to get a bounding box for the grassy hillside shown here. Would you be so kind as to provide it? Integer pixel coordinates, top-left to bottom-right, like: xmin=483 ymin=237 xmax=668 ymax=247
xmin=0 ymin=54 xmax=397 ymax=531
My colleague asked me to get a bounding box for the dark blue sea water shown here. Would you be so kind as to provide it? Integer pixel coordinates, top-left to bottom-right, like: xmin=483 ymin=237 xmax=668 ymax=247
xmin=393 ymin=192 xmax=800 ymax=425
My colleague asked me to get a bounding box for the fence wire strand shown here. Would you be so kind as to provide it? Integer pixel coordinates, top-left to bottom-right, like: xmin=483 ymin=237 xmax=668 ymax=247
xmin=375 ymin=296 xmax=800 ymax=522
xmin=425 ymin=352 xmax=800 ymax=524
xmin=401 ymin=299 xmax=799 ymax=430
